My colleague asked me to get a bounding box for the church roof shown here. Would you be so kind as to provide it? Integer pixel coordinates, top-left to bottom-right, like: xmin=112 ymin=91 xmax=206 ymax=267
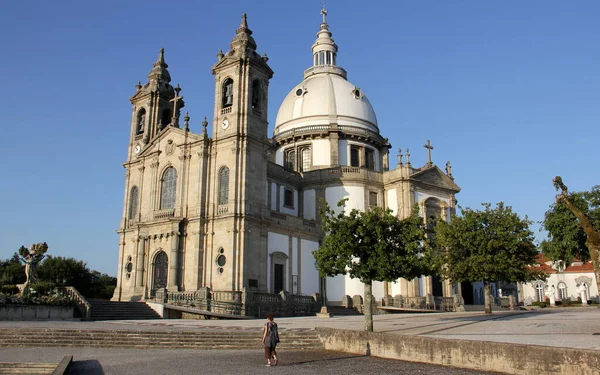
xmin=274 ymin=9 xmax=378 ymax=134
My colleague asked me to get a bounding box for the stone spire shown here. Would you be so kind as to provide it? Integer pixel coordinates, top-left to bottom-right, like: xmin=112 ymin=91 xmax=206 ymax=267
xmin=230 ymin=13 xmax=257 ymax=53
xmin=148 ymin=48 xmax=172 ymax=83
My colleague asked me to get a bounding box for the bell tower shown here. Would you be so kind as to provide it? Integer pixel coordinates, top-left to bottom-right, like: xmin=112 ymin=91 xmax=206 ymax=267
xmin=208 ymin=14 xmax=274 ymax=291
xmin=128 ymin=48 xmax=185 ymax=160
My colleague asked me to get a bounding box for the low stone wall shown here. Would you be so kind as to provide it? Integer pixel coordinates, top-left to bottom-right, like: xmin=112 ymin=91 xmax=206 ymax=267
xmin=0 ymin=305 xmax=75 ymax=320
xmin=315 ymin=327 xmax=600 ymax=375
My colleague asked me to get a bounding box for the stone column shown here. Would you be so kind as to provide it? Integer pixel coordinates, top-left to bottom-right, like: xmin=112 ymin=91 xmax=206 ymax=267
xmin=168 ymin=232 xmax=180 ymax=290
xmin=329 ymin=129 xmax=339 ymax=167
xmin=136 ymin=236 xmax=146 ymax=287
xmin=400 ymin=278 xmax=409 ymax=297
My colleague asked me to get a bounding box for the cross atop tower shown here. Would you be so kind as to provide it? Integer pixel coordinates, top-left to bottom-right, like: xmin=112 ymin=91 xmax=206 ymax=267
xmin=424 ymin=139 xmax=434 ymax=167
xmin=169 ymin=84 xmax=183 ymax=127
xmin=321 ymin=7 xmax=328 ymax=24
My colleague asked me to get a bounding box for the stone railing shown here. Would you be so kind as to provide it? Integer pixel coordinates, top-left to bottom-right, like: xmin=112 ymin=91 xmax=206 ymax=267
xmin=217 ymin=204 xmax=228 ymax=215
xmin=159 ymin=288 xmax=319 ymax=318
xmin=57 ymin=286 xmax=91 ymax=321
xmin=385 ymin=295 xmax=455 ymax=312
xmin=221 ymin=107 xmax=232 ymax=115
xmin=153 ymin=208 xmax=175 ymax=220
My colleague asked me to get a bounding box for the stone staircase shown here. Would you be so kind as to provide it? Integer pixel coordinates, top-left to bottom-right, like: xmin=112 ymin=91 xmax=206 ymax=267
xmin=326 ymin=306 xmax=362 ymax=316
xmin=0 ymin=328 xmax=323 ymax=350
xmin=87 ymin=299 xmax=161 ymax=321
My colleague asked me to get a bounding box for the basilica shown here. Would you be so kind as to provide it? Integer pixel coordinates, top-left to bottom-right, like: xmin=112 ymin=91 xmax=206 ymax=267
xmin=112 ymin=11 xmax=461 ymax=305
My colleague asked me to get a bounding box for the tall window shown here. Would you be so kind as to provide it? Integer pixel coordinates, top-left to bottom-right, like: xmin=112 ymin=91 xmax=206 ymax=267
xmin=350 ymin=146 xmax=360 ymax=167
xmin=369 ymin=191 xmax=378 ymax=207
xmin=222 ymin=78 xmax=234 ymax=107
xmin=136 ymin=109 xmax=146 ymax=134
xmin=285 ymin=149 xmax=296 ymax=171
xmin=535 ymin=283 xmax=544 ymax=302
xmin=300 ymin=147 xmax=311 ymax=172
xmin=365 ymin=148 xmax=375 ymax=170
xmin=128 ymin=186 xmax=139 ymax=220
xmin=558 ymin=282 xmax=567 ymax=300
xmin=218 ymin=167 xmax=229 ymax=205
xmin=251 ymin=80 xmax=261 ymax=109
xmin=284 ymin=188 xmax=294 ymax=208
xmin=160 ymin=167 xmax=177 ymax=209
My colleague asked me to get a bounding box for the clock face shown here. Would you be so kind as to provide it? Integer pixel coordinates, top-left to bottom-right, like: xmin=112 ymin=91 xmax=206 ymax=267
xmin=134 ymin=144 xmax=141 ymax=154
xmin=221 ymin=119 xmax=229 ymax=129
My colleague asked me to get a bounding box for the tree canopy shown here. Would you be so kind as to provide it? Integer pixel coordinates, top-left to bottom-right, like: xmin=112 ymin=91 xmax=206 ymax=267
xmin=547 ymin=177 xmax=600 ymax=299
xmin=313 ymin=200 xmax=431 ymax=331
xmin=541 ymin=183 xmax=600 ymax=263
xmin=434 ymin=202 xmax=543 ymax=314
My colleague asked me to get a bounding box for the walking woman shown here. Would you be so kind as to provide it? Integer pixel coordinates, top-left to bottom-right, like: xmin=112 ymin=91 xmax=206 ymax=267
xmin=262 ymin=313 xmax=280 ymax=366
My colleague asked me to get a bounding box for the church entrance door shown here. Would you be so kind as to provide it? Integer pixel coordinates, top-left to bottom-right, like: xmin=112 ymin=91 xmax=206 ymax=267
xmin=461 ymin=281 xmax=474 ymax=304
xmin=152 ymin=251 xmax=168 ymax=296
xmin=432 ymin=275 xmax=443 ymax=296
xmin=274 ymin=264 xmax=284 ymax=293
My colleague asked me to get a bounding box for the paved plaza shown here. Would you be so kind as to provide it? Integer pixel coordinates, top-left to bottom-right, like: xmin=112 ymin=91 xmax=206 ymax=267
xmin=0 ymin=308 xmax=598 ymax=374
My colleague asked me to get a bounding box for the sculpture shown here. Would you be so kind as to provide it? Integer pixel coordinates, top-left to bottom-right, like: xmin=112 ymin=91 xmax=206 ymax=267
xmin=18 ymin=242 xmax=48 ymax=298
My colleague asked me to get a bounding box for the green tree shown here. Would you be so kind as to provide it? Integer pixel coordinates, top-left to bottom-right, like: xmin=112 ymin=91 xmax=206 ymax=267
xmin=0 ymin=253 xmax=26 ymax=285
xmin=545 ymin=177 xmax=600 ymax=297
xmin=313 ymin=200 xmax=431 ymax=332
xmin=37 ymin=256 xmax=92 ymax=296
xmin=434 ymin=202 xmax=544 ymax=314
xmin=88 ymin=271 xmax=117 ymax=299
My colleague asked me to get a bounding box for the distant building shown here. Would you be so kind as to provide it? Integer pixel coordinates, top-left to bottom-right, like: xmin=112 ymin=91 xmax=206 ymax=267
xmin=112 ymin=12 xmax=460 ymax=305
xmin=520 ymin=254 xmax=598 ymax=304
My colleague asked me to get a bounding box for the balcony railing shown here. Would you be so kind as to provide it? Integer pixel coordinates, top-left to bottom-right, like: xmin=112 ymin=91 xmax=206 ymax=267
xmin=154 ymin=208 xmax=175 ymax=219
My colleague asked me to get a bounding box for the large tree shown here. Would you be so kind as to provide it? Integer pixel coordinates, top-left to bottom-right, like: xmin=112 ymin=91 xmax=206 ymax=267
xmin=546 ymin=177 xmax=600 ymax=296
xmin=313 ymin=201 xmax=431 ymax=332
xmin=434 ymin=202 xmax=543 ymax=314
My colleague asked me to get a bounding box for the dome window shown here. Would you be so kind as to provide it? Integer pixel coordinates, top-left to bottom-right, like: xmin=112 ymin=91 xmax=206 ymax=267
xmin=353 ymin=88 xmax=362 ymax=99
xmin=296 ymin=88 xmax=304 ymax=97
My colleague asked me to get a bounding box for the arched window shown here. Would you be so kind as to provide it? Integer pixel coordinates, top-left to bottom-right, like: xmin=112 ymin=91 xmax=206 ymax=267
xmin=218 ymin=167 xmax=229 ymax=205
xmin=285 ymin=149 xmax=296 ymax=171
xmin=128 ymin=186 xmax=139 ymax=220
xmin=424 ymin=198 xmax=441 ymax=231
xmin=161 ymin=109 xmax=171 ymax=128
xmin=558 ymin=282 xmax=567 ymax=300
xmin=251 ymin=80 xmax=261 ymax=109
xmin=300 ymin=147 xmax=311 ymax=172
xmin=160 ymin=167 xmax=177 ymax=209
xmin=152 ymin=251 xmax=168 ymax=291
xmin=222 ymin=78 xmax=234 ymax=107
xmin=136 ymin=108 xmax=146 ymax=134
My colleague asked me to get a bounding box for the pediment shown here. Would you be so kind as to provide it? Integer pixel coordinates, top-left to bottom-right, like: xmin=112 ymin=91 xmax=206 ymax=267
xmin=136 ymin=126 xmax=203 ymax=158
xmin=410 ymin=166 xmax=461 ymax=192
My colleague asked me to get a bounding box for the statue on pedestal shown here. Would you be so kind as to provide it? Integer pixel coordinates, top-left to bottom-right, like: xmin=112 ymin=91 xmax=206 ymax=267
xmin=18 ymin=242 xmax=48 ymax=298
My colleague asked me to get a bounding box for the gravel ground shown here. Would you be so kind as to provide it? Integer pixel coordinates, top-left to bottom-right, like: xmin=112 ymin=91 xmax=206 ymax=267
xmin=0 ymin=347 xmax=504 ymax=375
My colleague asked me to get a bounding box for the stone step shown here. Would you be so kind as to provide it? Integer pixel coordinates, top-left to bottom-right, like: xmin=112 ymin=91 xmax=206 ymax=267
xmin=0 ymin=362 xmax=56 ymax=375
xmin=87 ymin=300 xmax=162 ymax=321
xmin=0 ymin=329 xmax=322 ymax=350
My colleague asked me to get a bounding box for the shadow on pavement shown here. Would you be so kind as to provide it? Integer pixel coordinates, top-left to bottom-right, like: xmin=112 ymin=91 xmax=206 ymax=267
xmin=68 ymin=360 xmax=104 ymax=375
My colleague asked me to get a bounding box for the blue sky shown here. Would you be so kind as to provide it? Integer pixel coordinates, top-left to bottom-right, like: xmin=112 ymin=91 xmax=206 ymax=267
xmin=1 ymin=1 xmax=598 ymax=276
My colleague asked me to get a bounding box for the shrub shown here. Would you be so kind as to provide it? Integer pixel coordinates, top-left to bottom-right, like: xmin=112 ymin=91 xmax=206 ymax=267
xmin=532 ymin=301 xmax=547 ymax=308
xmin=31 ymin=281 xmax=56 ymax=296
xmin=0 ymin=284 xmax=19 ymax=295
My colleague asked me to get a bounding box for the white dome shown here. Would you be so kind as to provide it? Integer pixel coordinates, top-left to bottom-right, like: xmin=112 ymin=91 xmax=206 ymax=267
xmin=274 ymin=72 xmax=378 ymax=134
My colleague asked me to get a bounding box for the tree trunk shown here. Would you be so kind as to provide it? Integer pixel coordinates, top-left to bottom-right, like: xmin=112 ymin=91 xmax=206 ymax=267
xmin=364 ymin=281 xmax=373 ymax=332
xmin=555 ymin=178 xmax=600 ymax=302
xmin=483 ymin=281 xmax=493 ymax=314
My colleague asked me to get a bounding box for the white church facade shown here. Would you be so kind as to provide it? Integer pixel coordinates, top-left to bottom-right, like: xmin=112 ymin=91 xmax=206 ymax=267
xmin=112 ymin=12 xmax=461 ymax=306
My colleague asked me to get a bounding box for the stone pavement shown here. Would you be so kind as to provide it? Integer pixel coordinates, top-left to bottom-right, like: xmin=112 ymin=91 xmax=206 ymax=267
xmin=0 ymin=348 xmax=500 ymax=374
xmin=0 ymin=307 xmax=598 ymax=350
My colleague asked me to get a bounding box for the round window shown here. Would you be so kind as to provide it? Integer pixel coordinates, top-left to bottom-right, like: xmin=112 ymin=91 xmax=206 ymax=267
xmin=296 ymin=88 xmax=303 ymax=96
xmin=217 ymin=254 xmax=226 ymax=267
xmin=125 ymin=262 xmax=133 ymax=273
xmin=353 ymin=89 xmax=361 ymax=98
